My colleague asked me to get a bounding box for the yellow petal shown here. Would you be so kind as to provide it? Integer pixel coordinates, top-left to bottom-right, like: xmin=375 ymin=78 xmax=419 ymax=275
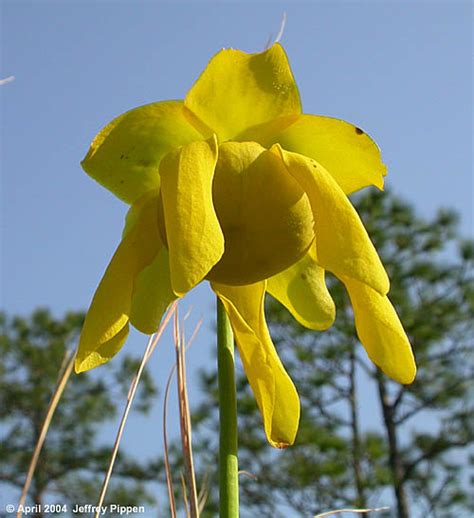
xmin=75 ymin=196 xmax=162 ymax=373
xmin=212 ymin=281 xmax=300 ymax=448
xmin=343 ymin=277 xmax=416 ymax=384
xmin=81 ymin=101 xmax=203 ymax=204
xmin=160 ymin=136 xmax=224 ymax=296
xmin=130 ymin=247 xmax=176 ymax=334
xmin=184 ymin=44 xmax=301 ymax=141
xmin=275 ymin=145 xmax=389 ymax=295
xmin=260 ymin=115 xmax=386 ymax=194
xmin=267 ymin=245 xmax=335 ymax=331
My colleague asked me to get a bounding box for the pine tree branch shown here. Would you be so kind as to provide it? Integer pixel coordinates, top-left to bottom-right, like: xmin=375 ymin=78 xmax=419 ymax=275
xmin=395 ymin=378 xmax=469 ymax=425
xmin=402 ymin=437 xmax=468 ymax=484
xmin=392 ymin=384 xmax=407 ymax=411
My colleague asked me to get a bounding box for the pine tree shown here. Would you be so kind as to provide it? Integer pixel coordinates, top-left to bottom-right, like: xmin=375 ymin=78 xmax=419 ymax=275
xmin=0 ymin=309 xmax=161 ymax=517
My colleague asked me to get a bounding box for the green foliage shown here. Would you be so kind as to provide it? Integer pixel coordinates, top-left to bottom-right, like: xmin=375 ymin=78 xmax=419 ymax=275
xmin=0 ymin=309 xmax=160 ymax=517
xmin=180 ymin=189 xmax=474 ymax=517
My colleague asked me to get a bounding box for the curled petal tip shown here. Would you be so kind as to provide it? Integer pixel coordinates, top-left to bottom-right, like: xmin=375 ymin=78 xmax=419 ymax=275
xmin=273 ymin=441 xmax=292 ymax=450
xmin=344 ymin=278 xmax=416 ymax=385
xmin=74 ymin=353 xmax=102 ymax=374
xmin=398 ymin=364 xmax=417 ymax=385
xmin=74 ymin=360 xmax=86 ymax=374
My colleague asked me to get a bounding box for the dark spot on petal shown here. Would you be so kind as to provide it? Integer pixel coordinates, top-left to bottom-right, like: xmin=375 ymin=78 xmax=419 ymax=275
xmin=355 ymin=127 xmax=364 ymax=135
xmin=300 ymin=273 xmax=307 ymax=281
xmin=120 ymin=180 xmax=124 ymax=184
xmin=120 ymin=154 xmax=124 ymax=159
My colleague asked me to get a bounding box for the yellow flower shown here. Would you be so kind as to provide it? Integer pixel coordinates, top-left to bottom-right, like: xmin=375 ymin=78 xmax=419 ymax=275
xmin=76 ymin=44 xmax=416 ymax=448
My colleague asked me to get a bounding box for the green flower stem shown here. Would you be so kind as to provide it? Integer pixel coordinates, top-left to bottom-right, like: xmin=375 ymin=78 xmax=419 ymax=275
xmin=217 ymin=297 xmax=239 ymax=517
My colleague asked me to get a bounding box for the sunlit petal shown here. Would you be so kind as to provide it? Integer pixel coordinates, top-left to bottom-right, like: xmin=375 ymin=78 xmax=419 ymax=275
xmin=267 ymin=244 xmax=336 ymax=331
xmin=343 ymin=276 xmax=416 ymax=384
xmin=81 ymin=101 xmax=202 ymax=204
xmin=275 ymin=145 xmax=389 ymax=295
xmin=260 ymin=114 xmax=386 ymax=194
xmin=75 ymin=196 xmax=162 ymax=372
xmin=212 ymin=281 xmax=300 ymax=448
xmin=160 ymin=136 xmax=224 ymax=296
xmin=185 ymin=44 xmax=301 ymax=141
xmin=130 ymin=247 xmax=176 ymax=334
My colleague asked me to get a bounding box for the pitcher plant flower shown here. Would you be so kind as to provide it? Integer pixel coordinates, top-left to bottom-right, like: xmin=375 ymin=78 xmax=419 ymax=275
xmin=76 ymin=44 xmax=416 ymax=448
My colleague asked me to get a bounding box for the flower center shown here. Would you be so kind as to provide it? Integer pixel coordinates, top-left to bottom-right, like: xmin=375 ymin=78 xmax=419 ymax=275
xmin=206 ymin=141 xmax=314 ymax=285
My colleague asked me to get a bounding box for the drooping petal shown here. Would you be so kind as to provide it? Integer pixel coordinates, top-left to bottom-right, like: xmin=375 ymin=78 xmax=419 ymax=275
xmin=257 ymin=115 xmax=386 ymax=194
xmin=81 ymin=101 xmax=203 ymax=204
xmin=160 ymin=136 xmax=224 ymax=296
xmin=184 ymin=44 xmax=301 ymax=141
xmin=267 ymin=244 xmax=335 ymax=331
xmin=130 ymin=247 xmax=175 ymax=334
xmin=212 ymin=281 xmax=300 ymax=448
xmin=75 ymin=196 xmax=162 ymax=373
xmin=343 ymin=277 xmax=416 ymax=384
xmin=275 ymin=145 xmax=390 ymax=295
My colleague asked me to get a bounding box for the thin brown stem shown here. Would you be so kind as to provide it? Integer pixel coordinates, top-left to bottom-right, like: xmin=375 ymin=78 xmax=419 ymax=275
xmin=17 ymin=349 xmax=76 ymax=518
xmin=94 ymin=303 xmax=177 ymax=518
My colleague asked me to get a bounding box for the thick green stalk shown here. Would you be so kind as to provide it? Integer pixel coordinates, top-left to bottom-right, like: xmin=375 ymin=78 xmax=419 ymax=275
xmin=216 ymin=297 xmax=239 ymax=517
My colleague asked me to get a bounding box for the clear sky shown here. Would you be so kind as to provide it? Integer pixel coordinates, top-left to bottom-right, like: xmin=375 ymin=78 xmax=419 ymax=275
xmin=1 ymin=0 xmax=472 ymax=513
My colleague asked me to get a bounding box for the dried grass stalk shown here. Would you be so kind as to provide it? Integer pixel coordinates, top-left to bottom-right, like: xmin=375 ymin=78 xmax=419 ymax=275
xmin=174 ymin=310 xmax=199 ymax=517
xmin=163 ymin=310 xmax=203 ymax=517
xmin=94 ymin=302 xmax=177 ymax=518
xmin=314 ymin=507 xmax=390 ymax=517
xmin=17 ymin=348 xmax=76 ymax=518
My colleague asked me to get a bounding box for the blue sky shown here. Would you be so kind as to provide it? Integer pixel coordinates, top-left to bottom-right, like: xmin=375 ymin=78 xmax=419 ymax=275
xmin=1 ymin=0 xmax=472 ymax=512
